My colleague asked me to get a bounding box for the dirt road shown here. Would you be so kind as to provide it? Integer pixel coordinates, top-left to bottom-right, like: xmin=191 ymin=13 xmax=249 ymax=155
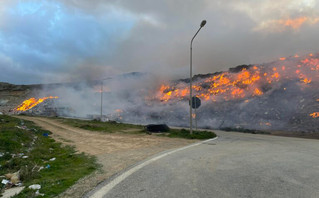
xmin=17 ymin=116 xmax=196 ymax=198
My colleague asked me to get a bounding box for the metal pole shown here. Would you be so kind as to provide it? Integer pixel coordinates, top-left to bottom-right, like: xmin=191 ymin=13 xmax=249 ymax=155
xmin=190 ymin=26 xmax=203 ymax=135
xmin=100 ymin=80 xmax=103 ymax=121
xmin=195 ymin=100 xmax=197 ymax=130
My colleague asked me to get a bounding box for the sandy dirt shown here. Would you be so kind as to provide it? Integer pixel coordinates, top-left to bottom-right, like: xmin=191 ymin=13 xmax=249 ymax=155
xmin=16 ymin=116 xmax=196 ymax=198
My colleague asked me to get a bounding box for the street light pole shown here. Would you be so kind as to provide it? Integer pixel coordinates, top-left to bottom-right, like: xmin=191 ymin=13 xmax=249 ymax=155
xmin=100 ymin=80 xmax=103 ymax=121
xmin=190 ymin=20 xmax=206 ymax=135
xmin=100 ymin=77 xmax=111 ymax=121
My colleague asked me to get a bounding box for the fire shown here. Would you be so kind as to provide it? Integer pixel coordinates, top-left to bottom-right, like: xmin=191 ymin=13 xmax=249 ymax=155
xmin=16 ymin=96 xmax=59 ymax=111
xmin=310 ymin=112 xmax=319 ymax=118
xmin=157 ymin=53 xmax=319 ymax=103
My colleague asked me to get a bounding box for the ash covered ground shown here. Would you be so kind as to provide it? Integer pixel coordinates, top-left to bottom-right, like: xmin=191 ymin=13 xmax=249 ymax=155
xmin=1 ymin=54 xmax=318 ymax=133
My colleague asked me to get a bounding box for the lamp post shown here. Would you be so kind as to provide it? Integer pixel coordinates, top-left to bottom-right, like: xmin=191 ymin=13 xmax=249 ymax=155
xmin=190 ymin=20 xmax=206 ymax=134
xmin=100 ymin=78 xmax=111 ymax=121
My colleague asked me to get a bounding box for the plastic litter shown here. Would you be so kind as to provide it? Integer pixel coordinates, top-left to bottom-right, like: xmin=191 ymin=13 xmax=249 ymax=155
xmin=45 ymin=164 xmax=51 ymax=169
xmin=1 ymin=179 xmax=9 ymax=185
xmin=22 ymin=156 xmax=29 ymax=159
xmin=42 ymin=133 xmax=49 ymax=137
xmin=35 ymin=190 xmax=45 ymax=196
xmin=49 ymin=157 xmax=56 ymax=161
xmin=28 ymin=184 xmax=41 ymax=190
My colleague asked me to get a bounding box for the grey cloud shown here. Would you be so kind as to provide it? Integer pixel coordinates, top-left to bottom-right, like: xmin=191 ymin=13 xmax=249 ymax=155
xmin=2 ymin=0 xmax=319 ymax=84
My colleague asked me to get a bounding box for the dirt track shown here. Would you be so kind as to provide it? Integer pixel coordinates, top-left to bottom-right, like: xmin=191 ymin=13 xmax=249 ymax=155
xmin=17 ymin=116 xmax=196 ymax=198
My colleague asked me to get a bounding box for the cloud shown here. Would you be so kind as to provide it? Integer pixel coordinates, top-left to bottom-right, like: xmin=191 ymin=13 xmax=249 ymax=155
xmin=1 ymin=0 xmax=319 ymax=84
xmin=254 ymin=16 xmax=319 ymax=32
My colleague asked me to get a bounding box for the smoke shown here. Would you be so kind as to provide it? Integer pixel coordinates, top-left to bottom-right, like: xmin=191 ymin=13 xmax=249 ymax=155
xmin=23 ymin=53 xmax=317 ymax=133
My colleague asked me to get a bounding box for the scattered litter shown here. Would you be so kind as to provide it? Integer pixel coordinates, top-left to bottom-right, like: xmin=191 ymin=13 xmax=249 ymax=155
xmin=42 ymin=133 xmax=49 ymax=137
xmin=22 ymin=156 xmax=29 ymax=159
xmin=49 ymin=157 xmax=56 ymax=161
xmin=45 ymin=164 xmax=51 ymax=169
xmin=38 ymin=166 xmax=44 ymax=172
xmin=0 ymin=152 xmax=4 ymax=157
xmin=35 ymin=190 xmax=45 ymax=196
xmin=17 ymin=153 xmax=24 ymax=157
xmin=5 ymin=171 xmax=20 ymax=185
xmin=16 ymin=125 xmax=28 ymax=130
xmin=2 ymin=179 xmax=9 ymax=185
xmin=28 ymin=184 xmax=41 ymax=190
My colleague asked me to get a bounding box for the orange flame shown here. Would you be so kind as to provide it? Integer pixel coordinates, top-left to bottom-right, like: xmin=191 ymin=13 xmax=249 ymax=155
xmin=310 ymin=112 xmax=319 ymax=118
xmin=157 ymin=54 xmax=319 ymax=102
xmin=16 ymin=96 xmax=59 ymax=111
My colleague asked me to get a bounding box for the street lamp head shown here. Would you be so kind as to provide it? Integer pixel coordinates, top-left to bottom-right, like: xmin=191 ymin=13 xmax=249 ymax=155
xmin=200 ymin=20 xmax=206 ymax=27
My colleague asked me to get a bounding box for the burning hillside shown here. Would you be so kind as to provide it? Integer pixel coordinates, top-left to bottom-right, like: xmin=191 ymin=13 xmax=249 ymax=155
xmin=2 ymin=54 xmax=318 ymax=133
xmin=15 ymin=96 xmax=59 ymax=112
xmin=144 ymin=53 xmax=318 ymax=132
xmin=156 ymin=53 xmax=317 ymax=104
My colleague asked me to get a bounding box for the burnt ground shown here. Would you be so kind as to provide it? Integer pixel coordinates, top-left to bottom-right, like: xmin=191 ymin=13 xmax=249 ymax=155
xmin=15 ymin=116 xmax=196 ymax=198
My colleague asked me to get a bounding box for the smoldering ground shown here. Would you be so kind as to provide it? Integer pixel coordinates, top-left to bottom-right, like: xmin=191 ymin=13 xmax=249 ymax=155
xmin=30 ymin=53 xmax=319 ymax=133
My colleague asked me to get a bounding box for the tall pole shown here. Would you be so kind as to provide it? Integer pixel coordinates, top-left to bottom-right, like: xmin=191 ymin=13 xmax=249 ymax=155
xmin=190 ymin=20 xmax=206 ymax=135
xmin=100 ymin=80 xmax=103 ymax=121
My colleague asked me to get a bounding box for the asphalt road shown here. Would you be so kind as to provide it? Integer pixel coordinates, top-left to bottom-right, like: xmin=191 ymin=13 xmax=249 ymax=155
xmin=92 ymin=131 xmax=319 ymax=198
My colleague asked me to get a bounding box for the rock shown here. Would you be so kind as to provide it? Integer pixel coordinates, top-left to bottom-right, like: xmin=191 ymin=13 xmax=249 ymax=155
xmin=1 ymin=186 xmax=25 ymax=198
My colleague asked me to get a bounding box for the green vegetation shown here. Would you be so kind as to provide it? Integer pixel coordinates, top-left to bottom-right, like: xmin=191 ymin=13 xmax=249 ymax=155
xmin=0 ymin=115 xmax=97 ymax=198
xmin=55 ymin=118 xmax=143 ymax=133
xmin=163 ymin=128 xmax=216 ymax=139
xmin=220 ymin=127 xmax=270 ymax=134
xmin=54 ymin=117 xmax=216 ymax=139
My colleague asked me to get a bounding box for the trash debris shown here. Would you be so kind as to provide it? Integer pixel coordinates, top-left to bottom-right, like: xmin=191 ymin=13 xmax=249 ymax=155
xmin=22 ymin=156 xmax=29 ymax=159
xmin=49 ymin=157 xmax=56 ymax=161
xmin=16 ymin=125 xmax=28 ymax=130
xmin=2 ymin=179 xmax=9 ymax=185
xmin=0 ymin=152 xmax=4 ymax=157
xmin=28 ymin=184 xmax=41 ymax=190
xmin=38 ymin=166 xmax=44 ymax=172
xmin=5 ymin=171 xmax=21 ymax=185
xmin=42 ymin=133 xmax=49 ymax=137
xmin=45 ymin=164 xmax=51 ymax=169
xmin=35 ymin=190 xmax=45 ymax=196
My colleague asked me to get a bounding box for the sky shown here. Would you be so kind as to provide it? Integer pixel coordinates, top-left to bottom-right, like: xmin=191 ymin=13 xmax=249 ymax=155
xmin=1 ymin=0 xmax=319 ymax=84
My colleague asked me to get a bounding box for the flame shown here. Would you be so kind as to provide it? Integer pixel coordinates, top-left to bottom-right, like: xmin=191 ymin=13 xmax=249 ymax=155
xmin=157 ymin=53 xmax=319 ymax=103
xmin=16 ymin=96 xmax=59 ymax=111
xmin=310 ymin=112 xmax=319 ymax=118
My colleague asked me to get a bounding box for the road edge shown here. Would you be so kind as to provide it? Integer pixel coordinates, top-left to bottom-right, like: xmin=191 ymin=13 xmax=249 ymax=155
xmin=85 ymin=136 xmax=218 ymax=198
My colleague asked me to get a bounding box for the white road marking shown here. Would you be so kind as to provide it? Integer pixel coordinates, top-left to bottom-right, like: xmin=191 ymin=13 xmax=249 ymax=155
xmin=89 ymin=137 xmax=218 ymax=198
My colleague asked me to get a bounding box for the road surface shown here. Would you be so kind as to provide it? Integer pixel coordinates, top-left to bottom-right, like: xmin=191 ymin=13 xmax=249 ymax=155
xmin=90 ymin=130 xmax=319 ymax=198
xmin=15 ymin=116 xmax=195 ymax=198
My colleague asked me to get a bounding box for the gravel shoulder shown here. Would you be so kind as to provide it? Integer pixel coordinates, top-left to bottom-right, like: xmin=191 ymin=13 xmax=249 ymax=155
xmin=16 ymin=116 xmax=196 ymax=198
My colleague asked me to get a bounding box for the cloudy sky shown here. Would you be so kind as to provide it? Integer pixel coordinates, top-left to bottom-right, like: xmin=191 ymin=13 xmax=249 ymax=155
xmin=1 ymin=0 xmax=319 ymax=84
